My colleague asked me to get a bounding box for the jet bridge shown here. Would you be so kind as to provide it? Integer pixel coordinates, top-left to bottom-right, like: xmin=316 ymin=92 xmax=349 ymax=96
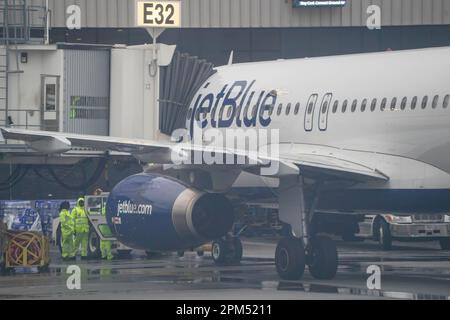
xmin=159 ymin=51 xmax=216 ymax=135
xmin=110 ymin=44 xmax=216 ymax=141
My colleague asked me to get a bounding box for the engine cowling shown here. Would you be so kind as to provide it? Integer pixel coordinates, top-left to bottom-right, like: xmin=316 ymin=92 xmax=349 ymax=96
xmin=106 ymin=173 xmax=234 ymax=251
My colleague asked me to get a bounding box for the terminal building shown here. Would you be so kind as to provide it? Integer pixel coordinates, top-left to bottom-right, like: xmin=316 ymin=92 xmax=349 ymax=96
xmin=1 ymin=0 xmax=450 ymax=199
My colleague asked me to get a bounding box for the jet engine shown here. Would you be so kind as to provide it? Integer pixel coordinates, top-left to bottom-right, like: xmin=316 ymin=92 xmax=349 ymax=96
xmin=106 ymin=173 xmax=234 ymax=251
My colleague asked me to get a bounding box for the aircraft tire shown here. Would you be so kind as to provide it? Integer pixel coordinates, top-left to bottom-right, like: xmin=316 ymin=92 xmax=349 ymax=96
xmin=308 ymin=236 xmax=338 ymax=280
xmin=275 ymin=237 xmax=306 ymax=280
xmin=212 ymin=239 xmax=228 ymax=264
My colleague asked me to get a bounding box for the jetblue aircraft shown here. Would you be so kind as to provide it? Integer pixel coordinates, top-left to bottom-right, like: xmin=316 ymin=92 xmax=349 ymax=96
xmin=3 ymin=46 xmax=450 ymax=281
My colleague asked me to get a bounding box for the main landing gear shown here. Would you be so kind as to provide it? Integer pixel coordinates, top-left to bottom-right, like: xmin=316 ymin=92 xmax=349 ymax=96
xmin=275 ymin=236 xmax=338 ymax=280
xmin=276 ymin=176 xmax=338 ymax=280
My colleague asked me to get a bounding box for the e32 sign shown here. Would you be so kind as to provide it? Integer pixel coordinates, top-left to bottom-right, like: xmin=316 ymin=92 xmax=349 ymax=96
xmin=136 ymin=1 xmax=181 ymax=28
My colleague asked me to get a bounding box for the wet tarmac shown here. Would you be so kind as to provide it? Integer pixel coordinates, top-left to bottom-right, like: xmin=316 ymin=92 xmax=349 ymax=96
xmin=0 ymin=239 xmax=449 ymax=300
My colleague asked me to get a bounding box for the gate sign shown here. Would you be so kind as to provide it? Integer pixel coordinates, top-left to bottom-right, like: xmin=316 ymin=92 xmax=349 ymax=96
xmin=136 ymin=1 xmax=181 ymax=28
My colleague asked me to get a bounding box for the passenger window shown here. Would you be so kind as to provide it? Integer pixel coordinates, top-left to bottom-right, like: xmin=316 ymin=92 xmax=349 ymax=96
xmin=411 ymin=96 xmax=418 ymax=110
xmin=361 ymin=99 xmax=367 ymax=112
xmin=342 ymin=100 xmax=348 ymax=113
xmin=294 ymin=103 xmax=300 ymax=115
xmin=370 ymin=99 xmax=377 ymax=112
xmin=401 ymin=97 xmax=407 ymax=110
xmin=432 ymin=95 xmax=439 ymax=109
xmin=277 ymin=104 xmax=283 ymax=116
xmin=332 ymin=100 xmax=339 ymax=113
xmin=307 ymin=101 xmax=314 ymax=114
xmin=380 ymin=98 xmax=387 ymax=111
xmin=422 ymin=96 xmax=428 ymax=109
xmin=444 ymin=95 xmax=450 ymax=109
xmin=286 ymin=103 xmax=292 ymax=116
xmin=390 ymin=97 xmax=397 ymax=111
xmin=321 ymin=101 xmax=329 ymax=114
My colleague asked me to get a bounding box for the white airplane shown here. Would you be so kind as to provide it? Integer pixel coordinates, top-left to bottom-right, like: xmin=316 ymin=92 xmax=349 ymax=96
xmin=3 ymin=46 xmax=450 ymax=281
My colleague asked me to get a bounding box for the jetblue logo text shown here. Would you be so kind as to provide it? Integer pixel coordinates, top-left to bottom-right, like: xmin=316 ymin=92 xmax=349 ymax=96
xmin=188 ymin=80 xmax=276 ymax=135
xmin=118 ymin=201 xmax=153 ymax=216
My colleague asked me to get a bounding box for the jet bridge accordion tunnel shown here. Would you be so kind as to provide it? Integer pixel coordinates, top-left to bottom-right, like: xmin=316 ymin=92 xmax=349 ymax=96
xmin=158 ymin=51 xmax=216 ymax=136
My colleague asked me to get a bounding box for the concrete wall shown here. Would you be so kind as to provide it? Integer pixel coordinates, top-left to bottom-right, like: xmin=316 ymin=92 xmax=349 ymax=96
xmin=4 ymin=46 xmax=64 ymax=130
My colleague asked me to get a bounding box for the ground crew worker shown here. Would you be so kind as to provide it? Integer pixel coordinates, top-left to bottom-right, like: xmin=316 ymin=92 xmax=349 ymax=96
xmin=59 ymin=201 xmax=75 ymax=261
xmin=100 ymin=205 xmax=114 ymax=260
xmin=72 ymin=198 xmax=89 ymax=260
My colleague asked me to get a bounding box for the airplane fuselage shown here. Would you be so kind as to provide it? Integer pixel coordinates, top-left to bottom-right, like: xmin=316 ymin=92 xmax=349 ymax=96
xmin=186 ymin=47 xmax=450 ymax=211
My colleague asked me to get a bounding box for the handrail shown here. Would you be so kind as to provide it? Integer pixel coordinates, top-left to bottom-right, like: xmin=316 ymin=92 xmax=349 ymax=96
xmin=0 ymin=108 xmax=41 ymax=131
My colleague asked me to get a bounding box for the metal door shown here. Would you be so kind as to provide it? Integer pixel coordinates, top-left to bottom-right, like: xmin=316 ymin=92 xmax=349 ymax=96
xmin=318 ymin=93 xmax=333 ymax=131
xmin=64 ymin=49 xmax=110 ymax=135
xmin=304 ymin=94 xmax=318 ymax=132
xmin=41 ymin=75 xmax=60 ymax=132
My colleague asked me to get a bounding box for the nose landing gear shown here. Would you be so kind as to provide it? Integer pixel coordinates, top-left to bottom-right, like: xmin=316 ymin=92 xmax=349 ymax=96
xmin=212 ymin=236 xmax=243 ymax=265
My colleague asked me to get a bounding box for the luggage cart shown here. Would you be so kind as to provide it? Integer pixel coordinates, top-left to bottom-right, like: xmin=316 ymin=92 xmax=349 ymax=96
xmin=1 ymin=229 xmax=50 ymax=274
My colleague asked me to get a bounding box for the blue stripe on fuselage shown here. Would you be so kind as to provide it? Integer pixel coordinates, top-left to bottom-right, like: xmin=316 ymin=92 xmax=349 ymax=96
xmin=230 ymin=187 xmax=450 ymax=212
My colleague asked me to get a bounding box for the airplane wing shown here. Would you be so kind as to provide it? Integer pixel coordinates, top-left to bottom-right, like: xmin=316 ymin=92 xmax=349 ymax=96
xmin=1 ymin=128 xmax=175 ymax=162
xmin=0 ymin=128 xmax=389 ymax=182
